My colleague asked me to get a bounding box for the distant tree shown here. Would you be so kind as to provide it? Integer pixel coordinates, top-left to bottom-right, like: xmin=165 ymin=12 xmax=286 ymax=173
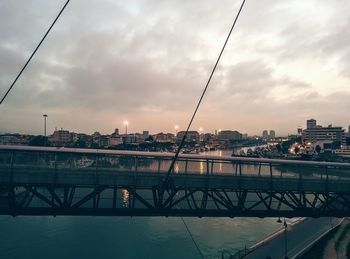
xmin=90 ymin=142 xmax=99 ymax=149
xmin=29 ymin=135 xmax=49 ymax=146
xmin=73 ymin=139 xmax=87 ymax=148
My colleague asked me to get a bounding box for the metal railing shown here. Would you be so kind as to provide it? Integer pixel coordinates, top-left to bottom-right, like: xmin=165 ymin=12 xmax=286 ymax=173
xmin=1 ymin=145 xmax=350 ymax=182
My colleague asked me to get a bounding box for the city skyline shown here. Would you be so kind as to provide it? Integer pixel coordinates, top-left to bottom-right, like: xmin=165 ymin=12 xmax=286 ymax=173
xmin=1 ymin=1 xmax=350 ymax=135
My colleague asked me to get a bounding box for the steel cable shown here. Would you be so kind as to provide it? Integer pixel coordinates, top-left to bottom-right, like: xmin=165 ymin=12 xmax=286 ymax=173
xmin=0 ymin=0 xmax=71 ymax=105
xmin=165 ymin=0 xmax=247 ymax=182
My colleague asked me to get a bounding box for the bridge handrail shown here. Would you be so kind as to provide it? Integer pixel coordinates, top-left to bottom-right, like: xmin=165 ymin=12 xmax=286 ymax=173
xmin=1 ymin=144 xmax=350 ymax=168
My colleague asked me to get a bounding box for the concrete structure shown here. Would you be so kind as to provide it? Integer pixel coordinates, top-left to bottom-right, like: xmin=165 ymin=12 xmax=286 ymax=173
xmin=49 ymin=129 xmax=71 ymax=144
xmin=297 ymin=127 xmax=303 ymax=135
xmin=269 ymin=130 xmax=276 ymax=139
xmin=262 ymin=130 xmax=268 ymax=139
xmin=108 ymin=136 xmax=123 ymax=146
xmin=154 ymin=133 xmax=175 ymax=143
xmin=217 ymin=130 xmax=242 ymax=141
xmin=176 ymin=131 xmax=199 ymax=143
xmin=1 ymin=145 xmax=350 ymax=217
xmin=306 ymin=118 xmax=317 ymax=129
xmin=0 ymin=134 xmax=31 ymax=145
xmin=302 ymin=125 xmax=346 ymax=145
xmin=244 ymin=218 xmax=342 ymax=259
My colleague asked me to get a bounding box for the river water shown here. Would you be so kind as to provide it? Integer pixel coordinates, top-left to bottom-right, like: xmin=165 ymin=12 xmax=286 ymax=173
xmin=0 ymin=149 xmax=288 ymax=259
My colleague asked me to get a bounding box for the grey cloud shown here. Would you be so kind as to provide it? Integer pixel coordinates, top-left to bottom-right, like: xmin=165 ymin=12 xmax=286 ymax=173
xmin=0 ymin=0 xmax=349 ymax=135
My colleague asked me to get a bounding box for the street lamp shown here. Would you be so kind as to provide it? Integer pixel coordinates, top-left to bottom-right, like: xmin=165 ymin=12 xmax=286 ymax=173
xmin=124 ymin=121 xmax=128 ymax=135
xmin=175 ymin=125 xmax=179 ymax=135
xmin=124 ymin=121 xmax=128 ymax=145
xmin=43 ymin=114 xmax=48 ymax=146
xmin=43 ymin=114 xmax=48 ymax=137
xmin=276 ymin=217 xmax=288 ymax=258
xmin=199 ymin=127 xmax=203 ymax=142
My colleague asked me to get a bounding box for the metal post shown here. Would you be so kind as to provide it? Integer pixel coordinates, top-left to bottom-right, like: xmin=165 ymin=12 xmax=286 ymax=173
xmin=157 ymin=159 xmax=161 ymax=173
xmin=269 ymin=163 xmax=273 ymax=189
xmin=134 ymin=156 xmax=138 ymax=172
xmin=325 ymin=165 xmax=329 ymax=192
xmin=206 ymin=159 xmax=210 ymax=175
xmin=43 ymin=114 xmax=48 ymax=146
xmin=113 ymin=187 xmax=117 ymax=209
xmin=284 ymin=219 xmax=288 ymax=258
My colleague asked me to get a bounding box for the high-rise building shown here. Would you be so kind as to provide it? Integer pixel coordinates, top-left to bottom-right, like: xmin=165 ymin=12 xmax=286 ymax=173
xmin=50 ymin=129 xmax=71 ymax=143
xmin=112 ymin=128 xmax=119 ymax=136
xmin=176 ymin=131 xmax=200 ymax=143
xmin=262 ymin=130 xmax=268 ymax=139
xmin=217 ymin=130 xmax=242 ymax=141
xmin=297 ymin=127 xmax=303 ymax=135
xmin=154 ymin=132 xmax=175 ymax=143
xmin=306 ymin=119 xmax=317 ymax=129
xmin=269 ymin=130 xmax=276 ymax=139
xmin=302 ymin=125 xmax=346 ymax=145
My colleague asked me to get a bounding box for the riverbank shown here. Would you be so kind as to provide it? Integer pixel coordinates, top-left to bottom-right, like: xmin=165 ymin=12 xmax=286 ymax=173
xmin=298 ymin=218 xmax=350 ymax=258
xmin=236 ymin=217 xmax=342 ymax=259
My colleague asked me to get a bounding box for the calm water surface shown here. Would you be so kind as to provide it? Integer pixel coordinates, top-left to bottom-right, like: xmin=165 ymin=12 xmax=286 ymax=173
xmin=0 ymin=149 xmax=287 ymax=259
xmin=0 ymin=216 xmax=284 ymax=259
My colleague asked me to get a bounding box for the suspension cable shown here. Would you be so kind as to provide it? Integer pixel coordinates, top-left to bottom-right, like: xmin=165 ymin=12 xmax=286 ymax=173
xmin=164 ymin=0 xmax=247 ymax=182
xmin=181 ymin=217 xmax=204 ymax=258
xmin=0 ymin=0 xmax=71 ymax=105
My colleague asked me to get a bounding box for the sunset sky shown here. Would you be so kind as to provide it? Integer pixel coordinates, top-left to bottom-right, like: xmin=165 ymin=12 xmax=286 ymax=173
xmin=1 ymin=0 xmax=350 ymax=136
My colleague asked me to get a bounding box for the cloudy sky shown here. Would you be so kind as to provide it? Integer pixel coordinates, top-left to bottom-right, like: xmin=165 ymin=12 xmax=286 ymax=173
xmin=0 ymin=0 xmax=350 ymax=136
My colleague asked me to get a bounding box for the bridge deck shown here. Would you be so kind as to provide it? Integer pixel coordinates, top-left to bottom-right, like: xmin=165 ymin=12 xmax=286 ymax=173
xmin=1 ymin=145 xmax=350 ymax=217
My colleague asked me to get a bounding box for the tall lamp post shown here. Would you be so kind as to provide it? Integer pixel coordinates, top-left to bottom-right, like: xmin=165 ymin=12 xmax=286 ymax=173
xmin=199 ymin=127 xmax=203 ymax=142
xmin=174 ymin=125 xmax=179 ymax=135
xmin=124 ymin=121 xmax=128 ymax=145
xmin=43 ymin=114 xmax=48 ymax=146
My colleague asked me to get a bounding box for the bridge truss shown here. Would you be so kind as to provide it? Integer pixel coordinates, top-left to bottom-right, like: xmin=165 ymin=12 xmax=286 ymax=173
xmin=1 ymin=145 xmax=350 ymax=217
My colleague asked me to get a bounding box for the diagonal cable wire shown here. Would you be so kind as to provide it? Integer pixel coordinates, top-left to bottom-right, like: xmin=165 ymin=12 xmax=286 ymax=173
xmin=181 ymin=217 xmax=204 ymax=259
xmin=164 ymin=0 xmax=247 ymax=182
xmin=0 ymin=0 xmax=71 ymax=106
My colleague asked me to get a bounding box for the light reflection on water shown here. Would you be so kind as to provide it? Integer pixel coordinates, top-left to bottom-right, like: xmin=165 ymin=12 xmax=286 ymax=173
xmin=175 ymin=163 xmax=180 ymax=174
xmin=122 ymin=189 xmax=129 ymax=207
xmin=199 ymin=161 xmax=204 ymax=174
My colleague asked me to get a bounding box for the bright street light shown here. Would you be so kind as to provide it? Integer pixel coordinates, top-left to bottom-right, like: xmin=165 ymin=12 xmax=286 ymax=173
xmin=174 ymin=125 xmax=179 ymax=135
xmin=124 ymin=121 xmax=128 ymax=135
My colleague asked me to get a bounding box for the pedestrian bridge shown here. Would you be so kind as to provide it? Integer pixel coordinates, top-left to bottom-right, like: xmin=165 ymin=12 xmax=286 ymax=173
xmin=1 ymin=145 xmax=350 ymax=217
